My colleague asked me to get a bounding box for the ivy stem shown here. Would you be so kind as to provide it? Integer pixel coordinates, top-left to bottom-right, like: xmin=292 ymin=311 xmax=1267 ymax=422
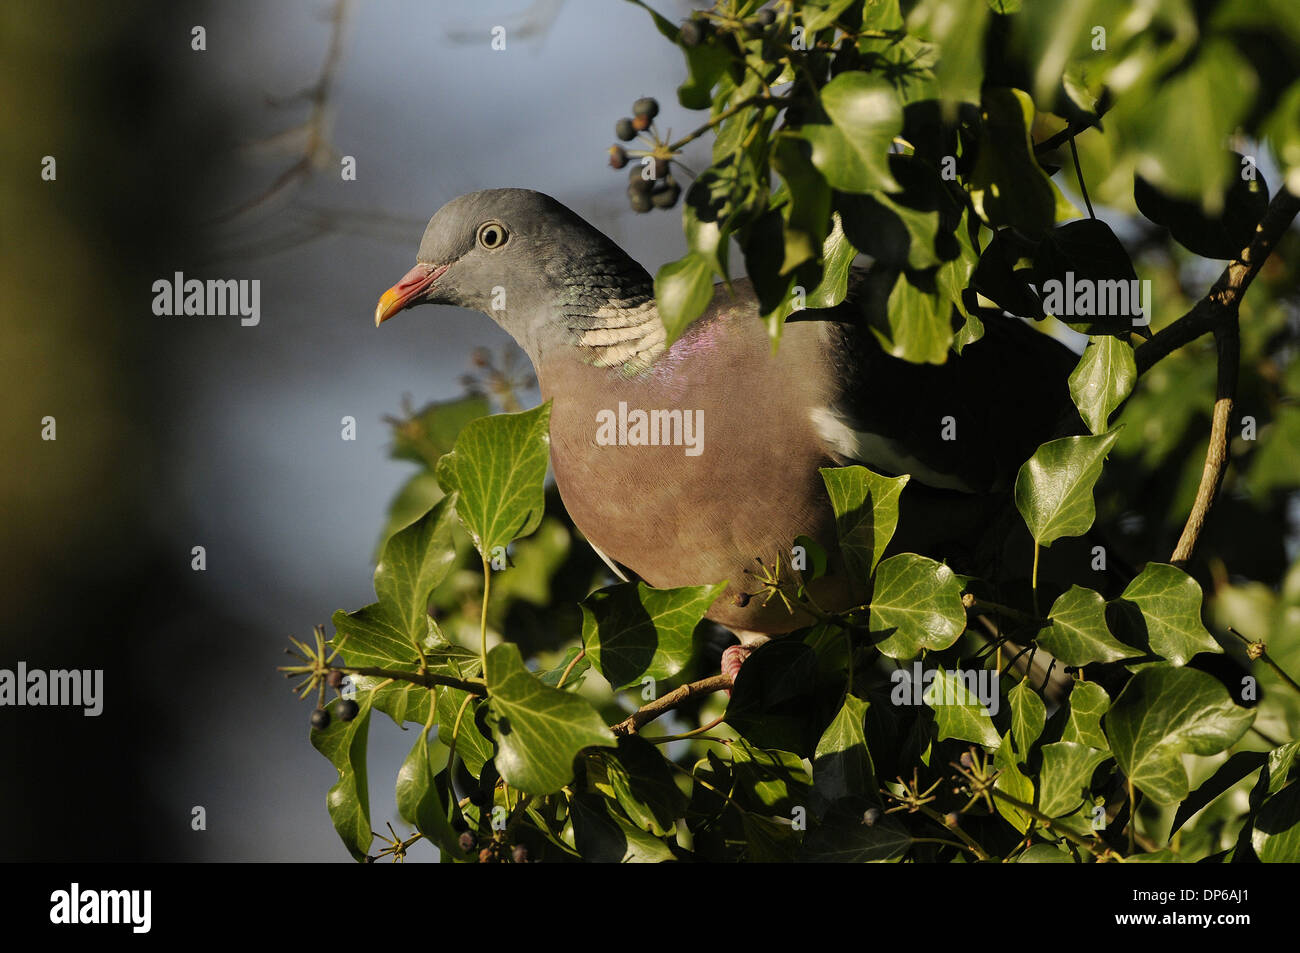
xmin=962 ymin=593 xmax=1046 ymax=628
xmin=555 ymin=648 xmax=586 ymax=690
xmin=915 ymin=804 xmax=991 ymax=861
xmin=1228 ymin=627 xmax=1300 ymax=696
xmin=1031 ymin=542 xmax=1041 ymax=620
xmin=1069 ymin=136 xmax=1095 ymax=219
xmin=664 ymin=95 xmax=788 ymax=153
xmin=479 ymin=554 xmax=492 ymax=674
xmin=610 ymin=674 xmax=733 ymax=736
xmin=988 ymin=787 xmax=1114 ymax=861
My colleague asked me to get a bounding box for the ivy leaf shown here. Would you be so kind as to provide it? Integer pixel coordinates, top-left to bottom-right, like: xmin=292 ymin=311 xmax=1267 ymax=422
xmin=906 ymin=0 xmax=988 ymax=106
xmin=1170 ymin=750 xmax=1268 ymax=836
xmin=1105 ymin=667 xmax=1256 ymax=804
xmin=1034 ymin=220 xmax=1141 ymax=336
xmin=994 ymin=732 xmax=1034 ymax=833
xmin=1038 ymin=742 xmax=1109 ymax=818
xmin=395 ymin=732 xmax=461 ymax=859
xmin=1017 ymin=843 xmax=1076 ymax=863
xmin=1134 ymin=156 xmax=1269 ymax=259
xmin=654 ymin=252 xmax=716 ymax=344
xmin=435 ymin=685 xmax=494 ymax=778
xmin=1252 ymin=784 xmax=1300 ymax=862
xmin=1068 ymin=336 xmax=1137 ymax=435
xmin=1008 ymin=678 xmax=1045 ymax=755
xmin=801 ymin=808 xmax=913 ymax=862
xmin=373 ymin=494 xmax=459 ymax=647
xmin=927 ymin=666 xmax=1000 ymax=749
xmin=435 ymin=403 xmax=551 ymax=559
xmin=1039 ymin=585 xmax=1136 ymax=666
xmin=591 ymin=736 xmax=689 ymax=838
xmin=331 ymin=606 xmax=435 ymax=727
xmin=869 ymin=554 xmax=966 ymax=659
xmin=1014 ymin=430 xmax=1121 ymax=547
xmin=580 ymin=581 xmax=726 ymax=690
xmin=820 ymin=464 xmax=909 ymax=583
xmin=1062 ymin=680 xmax=1110 ymax=751
xmin=812 ymin=694 xmax=878 ymax=809
xmin=802 ymin=0 xmax=858 ymax=33
xmin=569 ymin=793 xmax=675 ymax=863
xmin=803 ymin=216 xmax=858 ymax=309
xmin=772 ymin=136 xmax=831 ymax=273
xmin=876 ymin=270 xmax=953 ymax=365
xmin=1113 ymin=562 xmax=1222 ymax=665
xmin=799 ymin=72 xmax=902 ymax=193
xmin=969 ymin=88 xmax=1055 ymax=238
xmin=485 ymin=643 xmax=616 ymax=795
xmin=310 ymin=692 xmax=374 ymax=862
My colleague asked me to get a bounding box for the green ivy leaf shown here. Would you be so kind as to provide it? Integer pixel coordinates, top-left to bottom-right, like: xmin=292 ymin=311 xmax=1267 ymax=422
xmin=395 ymin=731 xmax=461 ymax=859
xmin=569 ymin=793 xmax=675 ymax=862
xmin=1014 ymin=429 xmax=1121 ymax=547
xmin=801 ymin=810 xmax=913 ymax=862
xmin=772 ymin=136 xmax=831 ymax=273
xmin=580 ymin=581 xmax=726 ymax=690
xmin=1034 ymin=220 xmax=1140 ymax=336
xmin=875 ymin=269 xmax=953 ymax=365
xmin=435 ymin=684 xmax=494 ymax=778
xmin=1062 ymin=680 xmax=1110 ymax=751
xmin=310 ymin=692 xmax=374 ymax=862
xmin=994 ymin=732 xmax=1034 ymax=833
xmin=869 ymin=554 xmax=966 ymax=659
xmin=1114 ymin=562 xmax=1222 ymax=665
xmin=799 ymin=72 xmax=902 ymax=193
xmin=803 ymin=216 xmax=858 ymax=309
xmin=1170 ymin=750 xmax=1268 ymax=836
xmin=589 ymin=736 xmax=689 ymax=838
xmin=802 ymin=0 xmax=858 ymax=33
xmin=906 ymin=0 xmax=989 ymax=106
xmin=969 ymin=88 xmax=1055 ymax=238
xmin=1068 ymin=336 xmax=1137 ymax=435
xmin=1134 ymin=156 xmax=1269 ymax=259
xmin=435 ymin=403 xmax=551 ymax=558
xmin=655 ymin=252 xmax=716 ymax=344
xmin=1039 ymin=585 xmax=1136 ymax=666
xmin=1008 ymin=677 xmax=1045 ymax=755
xmin=1017 ymin=843 xmax=1076 ymax=863
xmin=373 ymin=494 xmax=459 ymax=648
xmin=812 ymin=694 xmax=878 ymax=808
xmin=485 ymin=643 xmax=615 ymax=795
xmin=1252 ymin=783 xmax=1300 ymax=862
xmin=927 ymin=666 xmax=1000 ymax=749
xmin=1105 ymin=667 xmax=1255 ymax=804
xmin=1038 ymin=741 xmax=1109 ymax=818
xmin=820 ymin=464 xmax=909 ymax=583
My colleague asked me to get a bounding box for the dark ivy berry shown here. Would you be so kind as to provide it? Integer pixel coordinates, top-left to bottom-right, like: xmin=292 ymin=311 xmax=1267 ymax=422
xmin=679 ymin=19 xmax=703 ymax=47
xmin=336 ymin=698 xmax=359 ymax=722
xmin=632 ymin=96 xmax=659 ymax=120
xmin=862 ymin=808 xmax=880 ymax=827
xmin=459 ymin=831 xmax=477 ymax=852
xmin=512 ymin=844 xmax=529 ymax=863
xmin=608 ymin=145 xmax=628 ymax=169
xmin=632 ymin=113 xmax=651 ymax=132
xmin=651 ymin=182 xmax=681 ymax=209
xmin=326 ymin=669 xmax=344 ymax=689
xmin=628 ymin=187 xmax=653 ymax=213
xmin=756 ymin=8 xmax=776 ymax=27
xmin=615 ymin=117 xmax=636 ymax=141
xmin=628 ymin=166 xmax=653 ymax=194
xmin=310 ymin=707 xmax=330 ymax=730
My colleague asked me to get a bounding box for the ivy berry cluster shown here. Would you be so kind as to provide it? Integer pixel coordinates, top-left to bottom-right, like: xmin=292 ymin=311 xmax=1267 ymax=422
xmin=607 ymin=96 xmax=681 ymax=213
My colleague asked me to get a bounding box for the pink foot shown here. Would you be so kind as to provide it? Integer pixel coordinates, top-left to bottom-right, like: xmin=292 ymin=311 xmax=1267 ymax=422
xmin=721 ymin=644 xmax=754 ymax=692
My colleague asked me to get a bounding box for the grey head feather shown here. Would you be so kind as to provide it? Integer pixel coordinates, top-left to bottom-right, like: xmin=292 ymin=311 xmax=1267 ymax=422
xmin=411 ymin=189 xmax=663 ymax=367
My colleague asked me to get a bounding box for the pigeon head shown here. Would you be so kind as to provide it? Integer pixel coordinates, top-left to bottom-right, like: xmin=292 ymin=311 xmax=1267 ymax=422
xmin=376 ymin=188 xmax=662 ymax=367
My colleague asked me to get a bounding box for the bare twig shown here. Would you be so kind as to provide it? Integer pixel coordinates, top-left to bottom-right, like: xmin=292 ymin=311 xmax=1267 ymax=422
xmin=610 ymin=674 xmax=733 ymax=736
xmin=1130 ymin=188 xmax=1300 ymax=565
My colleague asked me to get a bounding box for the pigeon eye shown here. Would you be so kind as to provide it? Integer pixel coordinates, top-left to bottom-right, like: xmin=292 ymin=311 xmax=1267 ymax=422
xmin=477 ymin=222 xmax=508 ymax=250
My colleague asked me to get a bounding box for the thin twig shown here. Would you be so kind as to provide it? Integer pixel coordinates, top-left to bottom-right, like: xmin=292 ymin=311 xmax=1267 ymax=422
xmin=610 ymin=675 xmax=733 ymax=736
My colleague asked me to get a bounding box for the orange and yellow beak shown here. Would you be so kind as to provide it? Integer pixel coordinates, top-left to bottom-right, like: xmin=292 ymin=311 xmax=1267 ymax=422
xmin=375 ymin=262 xmax=449 ymax=326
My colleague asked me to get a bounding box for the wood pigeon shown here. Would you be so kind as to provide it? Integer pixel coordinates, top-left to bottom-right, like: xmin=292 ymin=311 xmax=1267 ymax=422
xmin=376 ymin=189 xmax=1077 ymax=678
